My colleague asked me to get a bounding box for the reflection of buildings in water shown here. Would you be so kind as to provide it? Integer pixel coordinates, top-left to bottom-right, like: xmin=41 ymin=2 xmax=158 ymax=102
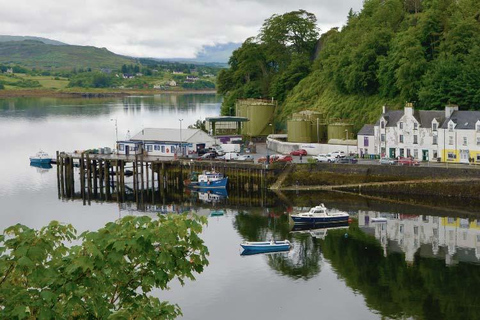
xmin=197 ymin=190 xmax=227 ymax=204
xmin=359 ymin=211 xmax=480 ymax=265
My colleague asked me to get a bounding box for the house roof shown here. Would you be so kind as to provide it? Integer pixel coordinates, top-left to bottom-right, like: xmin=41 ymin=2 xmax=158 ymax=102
xmin=440 ymin=111 xmax=480 ymax=129
xmin=416 ymin=110 xmax=445 ymax=128
xmin=375 ymin=110 xmax=404 ymax=127
xmin=130 ymin=128 xmax=215 ymax=143
xmin=358 ymin=124 xmax=374 ymax=136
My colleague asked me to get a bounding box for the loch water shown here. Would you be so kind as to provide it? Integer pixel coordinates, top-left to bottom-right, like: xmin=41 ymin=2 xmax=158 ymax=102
xmin=1 ymin=94 xmax=479 ymax=320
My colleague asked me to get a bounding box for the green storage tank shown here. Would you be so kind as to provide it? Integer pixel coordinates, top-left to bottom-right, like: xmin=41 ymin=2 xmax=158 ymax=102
xmin=236 ymin=99 xmax=275 ymax=137
xmin=287 ymin=120 xmax=312 ymax=142
xmin=328 ymin=123 xmax=354 ymax=141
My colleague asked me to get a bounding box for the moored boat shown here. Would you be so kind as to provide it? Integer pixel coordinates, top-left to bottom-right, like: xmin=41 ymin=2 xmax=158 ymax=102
xmin=240 ymin=240 xmax=291 ymax=253
xmin=290 ymin=204 xmax=349 ymax=225
xmin=186 ymin=170 xmax=228 ymax=189
xmin=29 ymin=151 xmax=52 ymax=164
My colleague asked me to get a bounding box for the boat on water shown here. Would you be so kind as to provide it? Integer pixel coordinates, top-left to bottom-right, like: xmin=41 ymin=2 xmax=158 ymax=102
xmin=185 ymin=171 xmax=228 ymax=189
xmin=240 ymin=240 xmax=291 ymax=254
xmin=210 ymin=210 xmax=225 ymax=217
xmin=29 ymin=151 xmax=52 ymax=165
xmin=290 ymin=204 xmax=349 ymax=225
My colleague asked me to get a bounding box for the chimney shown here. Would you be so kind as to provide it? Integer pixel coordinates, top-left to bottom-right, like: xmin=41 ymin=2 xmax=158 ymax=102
xmin=404 ymin=102 xmax=413 ymax=117
xmin=445 ymin=104 xmax=458 ymax=119
xmin=382 ymin=105 xmax=387 ymax=114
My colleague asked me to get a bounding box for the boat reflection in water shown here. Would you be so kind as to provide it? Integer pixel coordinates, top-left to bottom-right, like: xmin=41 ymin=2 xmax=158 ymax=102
xmin=290 ymin=221 xmax=350 ymax=239
xmin=30 ymin=162 xmax=53 ymax=170
xmin=197 ymin=188 xmax=228 ymax=203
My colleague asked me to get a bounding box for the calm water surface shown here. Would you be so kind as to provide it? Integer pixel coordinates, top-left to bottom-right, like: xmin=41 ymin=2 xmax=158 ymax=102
xmin=1 ymin=94 xmax=479 ymax=320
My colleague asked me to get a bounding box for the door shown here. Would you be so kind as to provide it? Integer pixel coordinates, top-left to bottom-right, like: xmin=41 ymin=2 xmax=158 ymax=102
xmin=460 ymin=150 xmax=469 ymax=163
xmin=125 ymin=145 xmax=130 ymax=156
xmin=389 ymin=148 xmax=396 ymax=158
xmin=422 ymin=150 xmax=429 ymax=161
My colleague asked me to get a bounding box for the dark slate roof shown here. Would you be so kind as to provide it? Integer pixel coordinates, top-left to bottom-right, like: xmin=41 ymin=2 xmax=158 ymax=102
xmin=358 ymin=124 xmax=374 ymax=136
xmin=416 ymin=110 xmax=445 ymax=128
xmin=440 ymin=111 xmax=480 ymax=129
xmin=375 ymin=110 xmax=404 ymax=127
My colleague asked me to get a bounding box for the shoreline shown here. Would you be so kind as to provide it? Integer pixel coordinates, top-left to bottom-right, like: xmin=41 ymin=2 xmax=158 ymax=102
xmin=0 ymin=88 xmax=218 ymax=98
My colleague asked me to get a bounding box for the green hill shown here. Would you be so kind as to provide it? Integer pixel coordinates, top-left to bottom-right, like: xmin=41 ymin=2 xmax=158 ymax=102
xmin=219 ymin=1 xmax=480 ymax=131
xmin=0 ymin=35 xmax=66 ymax=45
xmin=0 ymin=40 xmax=135 ymax=70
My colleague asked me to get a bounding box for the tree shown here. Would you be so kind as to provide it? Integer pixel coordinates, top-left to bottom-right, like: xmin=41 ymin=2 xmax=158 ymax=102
xmin=0 ymin=214 xmax=209 ymax=319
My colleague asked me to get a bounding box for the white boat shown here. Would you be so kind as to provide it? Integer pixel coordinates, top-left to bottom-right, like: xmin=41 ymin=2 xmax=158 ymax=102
xmin=290 ymin=204 xmax=349 ymax=225
xmin=29 ymin=150 xmax=52 ymax=164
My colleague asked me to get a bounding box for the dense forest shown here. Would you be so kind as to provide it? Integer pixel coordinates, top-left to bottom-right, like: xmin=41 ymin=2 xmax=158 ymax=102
xmin=218 ymin=0 xmax=480 ymax=130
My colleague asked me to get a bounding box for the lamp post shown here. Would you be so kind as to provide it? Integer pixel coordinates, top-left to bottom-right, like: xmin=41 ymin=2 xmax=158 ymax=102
xmin=110 ymin=118 xmax=118 ymax=148
xmin=345 ymin=129 xmax=349 ymax=156
xmin=179 ymin=119 xmax=184 ymax=157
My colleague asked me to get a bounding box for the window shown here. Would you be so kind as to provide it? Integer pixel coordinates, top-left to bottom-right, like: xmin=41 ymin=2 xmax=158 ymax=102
xmin=399 ymin=225 xmax=404 ymax=233
xmin=433 ymin=150 xmax=438 ymax=159
xmin=432 ymin=123 xmax=438 ymax=131
xmin=119 ymin=144 xmax=124 ymax=151
xmin=433 ymin=136 xmax=438 ymax=145
xmin=171 ymin=146 xmax=176 ymax=153
xmin=146 ymin=145 xmax=153 ymax=152
xmin=400 ymin=149 xmax=405 ymax=157
xmin=381 ymin=134 xmax=385 ymax=142
xmin=381 ymin=121 xmax=385 ymax=129
xmin=414 ymin=149 xmax=418 ymax=159
xmin=477 ymin=154 xmax=480 ymax=162
xmin=477 ymin=137 xmax=480 ymax=146
xmin=407 ymin=149 xmax=411 ymax=157
xmin=414 ymin=122 xmax=418 ymax=130
xmin=448 ymin=152 xmax=456 ymax=160
xmin=154 ymin=144 xmax=160 ymax=151
xmin=161 ymin=146 xmax=165 ymax=153
xmin=414 ymin=135 xmax=418 ymax=144
xmin=449 ymin=136 xmax=454 ymax=145
xmin=399 ymin=122 xmax=403 ymax=129
xmin=449 ymin=123 xmax=454 ymax=131
xmin=400 ymin=135 xmax=404 ymax=143
xmin=477 ymin=123 xmax=480 ymax=131
xmin=463 ymin=137 xmax=468 ymax=146
xmin=363 ymin=136 xmax=368 ymax=147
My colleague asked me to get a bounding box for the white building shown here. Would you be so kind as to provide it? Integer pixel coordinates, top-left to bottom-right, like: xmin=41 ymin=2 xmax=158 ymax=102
xmin=357 ymin=124 xmax=375 ymax=157
xmin=366 ymin=104 xmax=480 ymax=162
xmin=117 ymin=128 xmax=216 ymax=157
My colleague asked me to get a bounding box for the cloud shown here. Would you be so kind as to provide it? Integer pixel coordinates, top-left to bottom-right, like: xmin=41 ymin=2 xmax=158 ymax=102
xmin=0 ymin=0 xmax=363 ymax=58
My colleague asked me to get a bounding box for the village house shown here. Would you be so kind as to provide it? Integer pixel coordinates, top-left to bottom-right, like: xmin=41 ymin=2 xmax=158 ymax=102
xmin=364 ymin=103 xmax=480 ymax=163
xmin=356 ymin=124 xmax=375 ymax=158
xmin=116 ymin=128 xmax=216 ymax=157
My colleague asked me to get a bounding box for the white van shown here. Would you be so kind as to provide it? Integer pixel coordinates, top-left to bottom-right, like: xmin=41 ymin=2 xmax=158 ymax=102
xmin=219 ymin=152 xmax=241 ymax=161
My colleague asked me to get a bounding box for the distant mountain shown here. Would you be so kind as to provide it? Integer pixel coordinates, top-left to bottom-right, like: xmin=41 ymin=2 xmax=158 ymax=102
xmin=0 ymin=40 xmax=134 ymax=69
xmin=195 ymin=42 xmax=241 ymax=63
xmin=0 ymin=35 xmax=67 ymax=46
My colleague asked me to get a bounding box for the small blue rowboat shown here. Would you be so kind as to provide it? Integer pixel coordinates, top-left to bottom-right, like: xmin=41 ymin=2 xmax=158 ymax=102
xmin=240 ymin=240 xmax=291 ymax=254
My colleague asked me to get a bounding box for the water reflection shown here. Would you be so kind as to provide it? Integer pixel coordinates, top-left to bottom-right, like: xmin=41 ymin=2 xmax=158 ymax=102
xmin=359 ymin=211 xmax=480 ymax=265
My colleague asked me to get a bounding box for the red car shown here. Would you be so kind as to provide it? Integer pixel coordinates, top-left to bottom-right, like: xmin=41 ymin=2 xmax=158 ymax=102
xmin=397 ymin=157 xmax=420 ymax=166
xmin=276 ymin=155 xmax=293 ymax=163
xmin=290 ymin=149 xmax=307 ymax=156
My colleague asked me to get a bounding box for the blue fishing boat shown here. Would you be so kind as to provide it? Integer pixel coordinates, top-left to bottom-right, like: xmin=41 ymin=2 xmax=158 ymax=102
xmin=240 ymin=240 xmax=291 ymax=254
xmin=186 ymin=170 xmax=228 ymax=189
xmin=290 ymin=204 xmax=349 ymax=225
xmin=29 ymin=151 xmax=52 ymax=165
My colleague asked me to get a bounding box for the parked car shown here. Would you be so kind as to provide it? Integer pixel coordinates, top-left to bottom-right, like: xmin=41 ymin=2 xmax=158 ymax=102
xmin=276 ymin=155 xmax=293 ymax=163
xmin=198 ymin=152 xmax=217 ymax=160
xmin=258 ymin=155 xmax=280 ymax=163
xmin=325 ymin=153 xmax=338 ymax=162
xmin=379 ymin=157 xmax=396 ymax=165
xmin=217 ymin=152 xmax=241 ymax=161
xmin=331 ymin=151 xmax=346 ymax=158
xmin=335 ymin=156 xmax=358 ymax=164
xmin=397 ymin=157 xmax=420 ymax=166
xmin=290 ymin=149 xmax=308 ymax=156
xmin=237 ymin=155 xmax=254 ymax=161
xmin=313 ymin=154 xmax=329 ymax=162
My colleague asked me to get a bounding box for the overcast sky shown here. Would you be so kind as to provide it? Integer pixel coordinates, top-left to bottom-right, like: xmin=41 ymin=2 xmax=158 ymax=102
xmin=0 ymin=0 xmax=364 ymax=58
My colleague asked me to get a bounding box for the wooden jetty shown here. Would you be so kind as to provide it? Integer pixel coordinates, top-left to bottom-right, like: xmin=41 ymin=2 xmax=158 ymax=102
xmin=56 ymin=151 xmax=279 ymax=208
